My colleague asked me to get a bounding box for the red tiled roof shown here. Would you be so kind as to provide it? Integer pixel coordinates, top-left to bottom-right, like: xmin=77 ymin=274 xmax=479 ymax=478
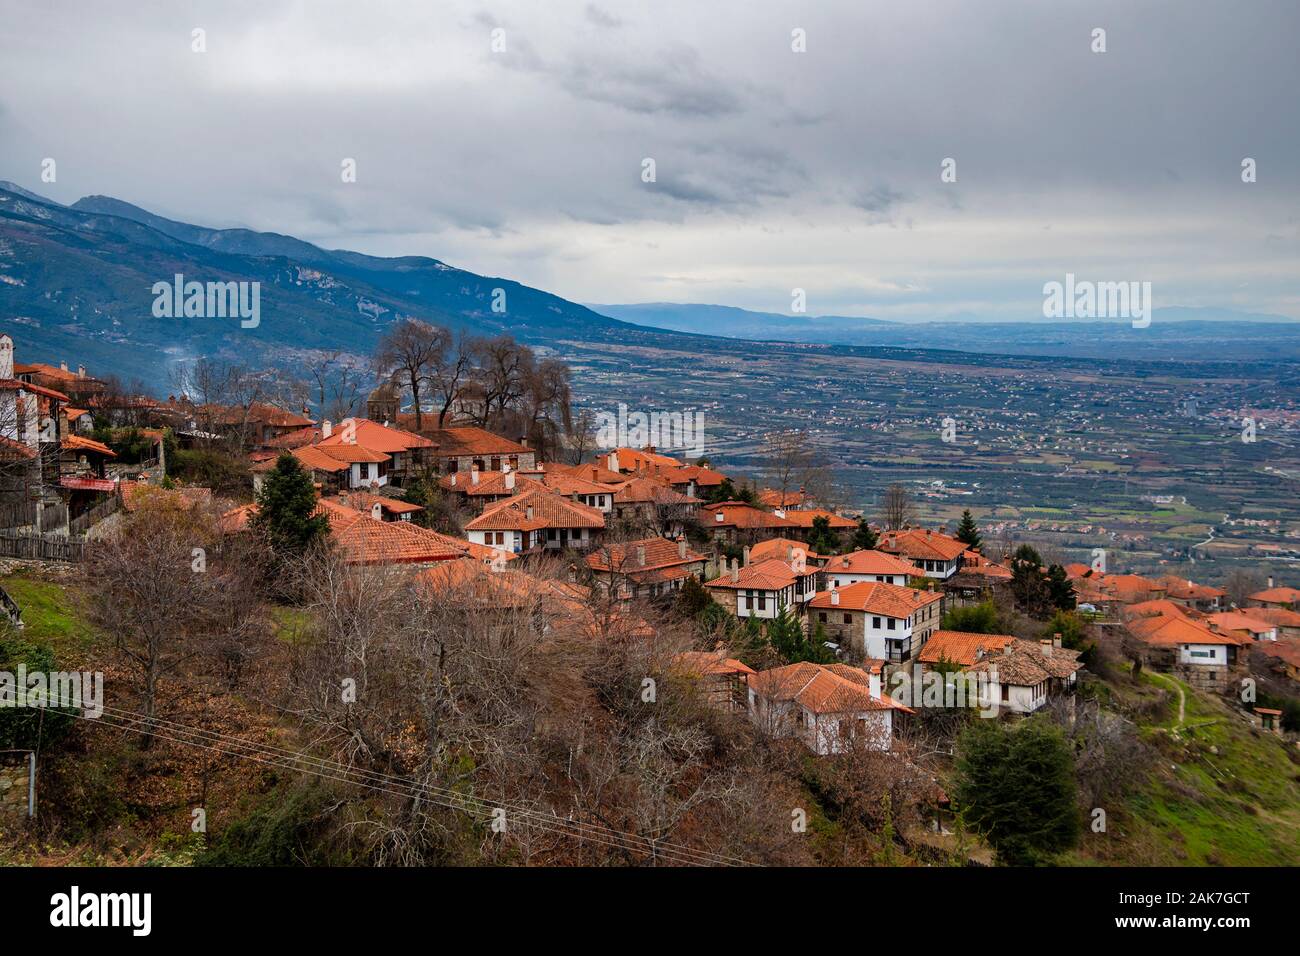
xmin=747 ymin=662 xmax=911 ymax=715
xmin=1205 ymin=611 xmax=1275 ymax=636
xmin=1249 ymin=586 xmax=1300 ymax=605
xmin=807 ymin=580 xmax=943 ymax=617
xmin=0 ymin=378 xmax=70 ymax=403
xmin=317 ymin=418 xmax=433 ymax=453
xmin=62 ymin=434 xmax=116 ymax=457
xmin=586 ymin=536 xmax=706 ymax=575
xmin=700 ymin=501 xmax=796 ymax=530
xmin=422 ymin=426 xmax=527 ymax=457
xmin=672 ymin=651 xmax=755 ymax=678
xmin=823 ymin=549 xmax=918 ymax=577
xmin=749 ymin=538 xmax=824 ymax=564
xmin=466 ymin=488 xmax=605 ymax=532
xmin=777 ymin=508 xmax=856 ymax=529
xmin=877 ymin=529 xmax=967 ymax=562
xmin=918 ymin=630 xmax=1017 ymax=666
xmin=705 ymin=557 xmax=817 ymax=592
xmin=613 ymin=476 xmax=698 ymax=506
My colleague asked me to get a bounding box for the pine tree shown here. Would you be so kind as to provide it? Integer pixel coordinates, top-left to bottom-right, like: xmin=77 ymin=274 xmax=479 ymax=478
xmin=955 ymin=509 xmax=981 ymax=550
xmin=252 ymin=453 xmax=330 ymax=556
xmin=954 ymin=718 xmax=1080 ymax=865
xmin=1046 ymin=563 xmax=1076 ymax=611
xmin=807 ymin=515 xmax=840 ymax=555
xmin=851 ymin=518 xmax=878 ymax=551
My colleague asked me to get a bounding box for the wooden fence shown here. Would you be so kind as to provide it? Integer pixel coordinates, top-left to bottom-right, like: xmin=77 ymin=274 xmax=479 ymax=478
xmin=0 ymin=532 xmax=87 ymax=563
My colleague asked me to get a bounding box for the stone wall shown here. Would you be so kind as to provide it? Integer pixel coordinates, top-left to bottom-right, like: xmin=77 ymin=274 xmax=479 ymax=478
xmin=0 ymin=758 xmax=32 ymax=821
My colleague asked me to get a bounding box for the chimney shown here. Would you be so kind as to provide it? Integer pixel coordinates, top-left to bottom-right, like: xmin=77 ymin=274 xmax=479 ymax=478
xmin=742 ymin=546 xmax=751 ymax=566
xmin=471 ymin=468 xmax=480 ymax=485
xmin=608 ymin=451 xmax=620 ymax=472
xmin=322 ymin=420 xmax=333 ymax=438
xmin=1053 ymin=632 xmax=1062 ymax=649
xmin=525 ymin=504 xmax=534 ymax=521
xmin=370 ymin=502 xmax=383 ymax=521
xmin=23 ymin=393 xmax=38 ymax=448
xmin=636 ymin=546 xmax=646 ymax=566
xmin=868 ymin=671 xmax=881 ymax=700
xmin=831 ymin=587 xmax=840 ymax=606
xmin=1002 ymin=645 xmax=1012 ymax=656
xmin=519 ymin=435 xmax=528 ymax=449
xmin=503 ymin=462 xmax=511 ymax=473
xmin=678 ymin=538 xmax=687 ymax=559
xmin=1040 ymin=640 xmax=1052 ymax=657
xmin=505 ymin=472 xmax=515 ymax=491
xmin=1268 ymin=576 xmax=1274 ymax=589
xmin=787 ymin=544 xmax=795 ymax=561
xmin=77 ymin=364 xmax=86 ymax=378
xmin=59 ymin=360 xmax=68 ymax=372
xmin=841 ymin=556 xmax=849 ymax=567
xmin=451 ymin=474 xmax=458 ymax=486
xmin=715 ymin=511 xmax=724 ymax=523
xmin=0 ymin=334 xmax=13 ymax=379
xmin=730 ymin=560 xmax=739 ymax=583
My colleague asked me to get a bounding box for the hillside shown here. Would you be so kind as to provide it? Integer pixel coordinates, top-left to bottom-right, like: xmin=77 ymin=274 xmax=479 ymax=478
xmin=0 ymin=182 xmax=645 ymax=385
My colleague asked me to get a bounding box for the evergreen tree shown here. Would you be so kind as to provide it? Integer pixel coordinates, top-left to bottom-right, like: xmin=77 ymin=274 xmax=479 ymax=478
xmin=675 ymin=575 xmax=714 ymax=618
xmin=766 ymin=609 xmax=834 ymax=664
xmin=954 ymin=718 xmax=1080 ymax=865
xmin=851 ymin=518 xmax=879 ymax=551
xmin=1010 ymin=544 xmax=1052 ymax=618
xmin=807 ymin=515 xmax=840 ymax=555
xmin=252 ymin=453 xmax=329 ymax=556
xmin=955 ymin=509 xmax=981 ymax=550
xmin=1046 ymin=563 xmax=1076 ymax=611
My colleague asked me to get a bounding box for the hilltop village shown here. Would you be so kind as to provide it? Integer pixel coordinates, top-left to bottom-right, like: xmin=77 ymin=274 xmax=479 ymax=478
xmin=2 ymin=328 xmax=1298 ymax=866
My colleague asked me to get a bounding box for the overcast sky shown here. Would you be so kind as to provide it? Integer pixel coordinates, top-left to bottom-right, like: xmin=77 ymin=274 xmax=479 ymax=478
xmin=2 ymin=0 xmax=1298 ymax=321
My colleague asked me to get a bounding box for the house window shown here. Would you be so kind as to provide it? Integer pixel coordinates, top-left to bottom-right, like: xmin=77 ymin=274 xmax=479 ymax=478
xmin=872 ymin=616 xmax=882 ymax=628
xmin=1001 ymin=684 xmax=1009 ymax=702
xmin=887 ymin=618 xmax=896 ymax=630
xmin=843 ymin=614 xmax=851 ymax=625
xmin=818 ymin=612 xmax=827 ymax=623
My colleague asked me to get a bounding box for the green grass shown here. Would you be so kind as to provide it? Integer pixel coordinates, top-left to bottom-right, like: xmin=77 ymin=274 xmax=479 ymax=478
xmin=0 ymin=574 xmax=95 ymax=658
xmin=1067 ymin=671 xmax=1300 ymax=866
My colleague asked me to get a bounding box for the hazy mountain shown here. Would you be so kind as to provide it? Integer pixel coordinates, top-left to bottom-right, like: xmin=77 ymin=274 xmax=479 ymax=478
xmin=0 ymin=182 xmax=646 ymax=385
xmin=590 ymin=302 xmax=1300 ymax=362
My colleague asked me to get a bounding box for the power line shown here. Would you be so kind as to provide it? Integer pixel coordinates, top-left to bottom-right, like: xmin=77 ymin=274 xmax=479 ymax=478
xmin=65 ymin=703 xmax=755 ymax=867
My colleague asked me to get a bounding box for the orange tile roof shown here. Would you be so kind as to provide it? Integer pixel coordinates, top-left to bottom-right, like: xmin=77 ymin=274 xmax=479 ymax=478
xmin=823 ymin=549 xmax=919 ymax=577
xmin=613 ymin=476 xmax=698 ymax=506
xmin=757 ymin=488 xmax=809 ymax=508
xmin=747 ymin=662 xmax=911 ymax=715
xmin=1243 ymin=606 xmax=1300 ymax=629
xmin=542 ymin=472 xmax=617 ymax=496
xmin=1205 ymin=611 xmax=1275 ymax=636
xmin=586 ymin=536 xmax=706 ymax=575
xmin=1249 ymin=586 xmax=1300 ymax=605
xmin=64 ymin=406 xmax=90 ymax=421
xmin=662 ymin=464 xmax=728 ymax=487
xmin=1126 ymin=612 xmax=1240 ymax=647
xmin=749 ymin=538 xmax=825 ymax=564
xmin=1158 ymin=575 xmax=1226 ymax=601
xmin=705 ymin=557 xmax=817 ymax=592
xmin=0 ymin=378 xmax=70 ymax=403
xmin=441 ymin=469 xmax=546 ymax=498
xmin=701 ymin=501 xmax=797 ymax=530
xmin=918 ymin=630 xmax=1017 ymax=666
xmin=466 ymin=488 xmax=605 ymax=532
xmin=332 ymin=491 xmax=424 ymax=515
xmin=333 ymin=517 xmax=467 ymax=565
xmin=422 ymin=426 xmax=527 ymax=457
xmin=807 ymin=580 xmax=943 ymax=617
xmin=877 ymin=528 xmax=967 ymax=562
xmin=965 ymin=639 xmax=1083 ymax=684
xmin=0 ymin=435 xmax=37 ymax=461
xmin=61 ymin=434 xmax=116 ymax=457
xmin=564 ymin=461 xmax=625 ymax=484
xmin=317 ymin=418 xmax=433 ymax=453
xmin=777 ymin=508 xmax=856 ymax=529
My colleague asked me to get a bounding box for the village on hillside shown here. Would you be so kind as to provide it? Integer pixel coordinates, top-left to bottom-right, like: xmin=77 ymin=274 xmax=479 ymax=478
xmin=2 ymin=326 xmax=1298 ymax=867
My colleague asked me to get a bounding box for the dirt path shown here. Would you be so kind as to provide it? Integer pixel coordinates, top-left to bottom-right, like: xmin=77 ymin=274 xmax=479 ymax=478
xmin=1148 ymin=672 xmax=1187 ymax=728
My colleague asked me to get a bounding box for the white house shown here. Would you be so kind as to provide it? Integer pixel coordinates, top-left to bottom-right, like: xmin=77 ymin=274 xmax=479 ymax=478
xmin=806 ymin=581 xmax=944 ymax=662
xmin=747 ymin=661 xmax=913 ymax=754
xmin=877 ymin=529 xmax=967 ymax=579
xmin=823 ymin=549 xmax=919 ymax=588
xmin=464 ymin=488 xmax=605 ymax=553
xmin=704 ymin=552 xmax=820 ymax=619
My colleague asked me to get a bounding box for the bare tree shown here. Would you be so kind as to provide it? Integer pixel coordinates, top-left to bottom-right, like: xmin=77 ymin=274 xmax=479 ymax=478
xmin=428 ymin=330 xmax=477 ymax=428
xmin=374 ymin=319 xmax=447 ymax=431
xmin=881 ymin=483 xmax=913 ymax=531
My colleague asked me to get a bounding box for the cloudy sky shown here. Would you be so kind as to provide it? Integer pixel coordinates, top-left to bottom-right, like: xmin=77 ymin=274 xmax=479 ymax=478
xmin=2 ymin=0 xmax=1298 ymax=321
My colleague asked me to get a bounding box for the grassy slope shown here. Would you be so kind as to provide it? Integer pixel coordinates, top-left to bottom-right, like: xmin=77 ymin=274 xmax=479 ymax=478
xmin=1067 ymin=671 xmax=1300 ymax=866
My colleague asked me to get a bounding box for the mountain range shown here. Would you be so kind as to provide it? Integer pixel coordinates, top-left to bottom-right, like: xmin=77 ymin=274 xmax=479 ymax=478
xmin=2 ymin=179 xmax=1297 ymax=390
xmin=0 ymin=181 xmax=648 ymax=385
